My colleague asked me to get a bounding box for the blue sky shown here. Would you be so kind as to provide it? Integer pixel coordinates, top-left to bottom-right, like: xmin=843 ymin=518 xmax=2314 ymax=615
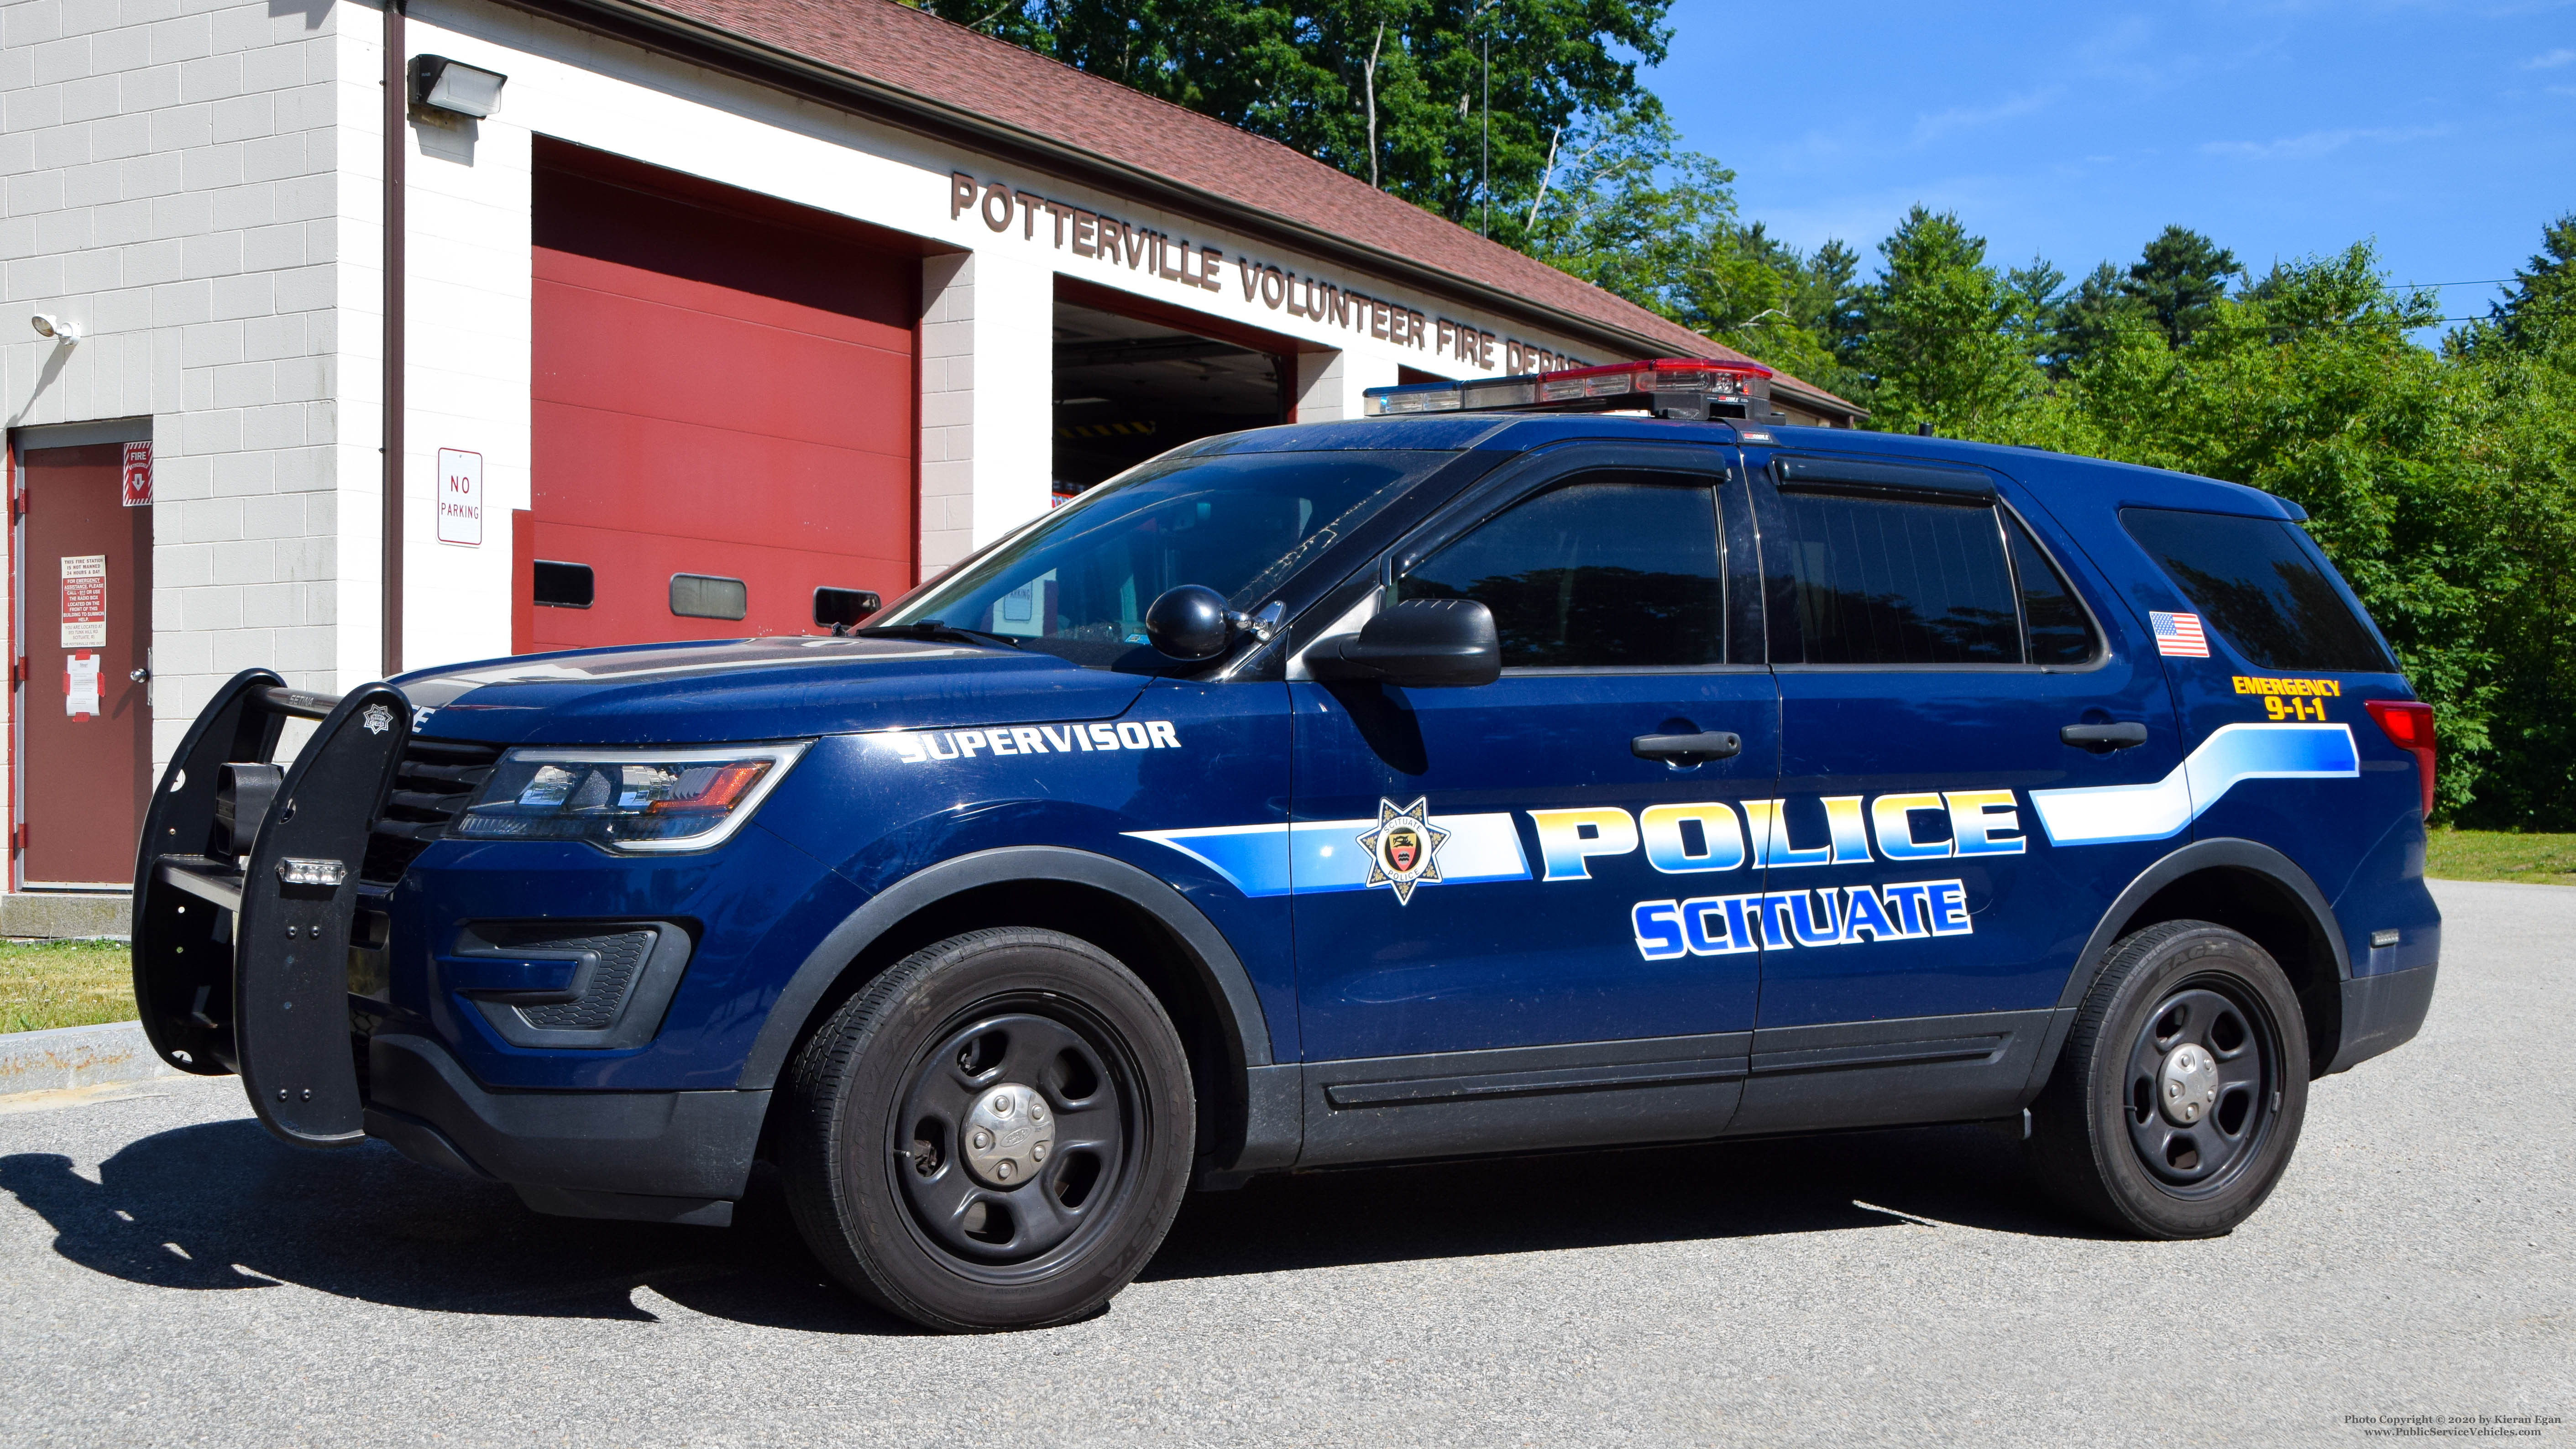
xmin=1648 ymin=1 xmax=2576 ymax=334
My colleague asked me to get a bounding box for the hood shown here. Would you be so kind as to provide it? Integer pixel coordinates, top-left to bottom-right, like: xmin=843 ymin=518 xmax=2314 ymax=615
xmin=396 ymin=636 xmax=1148 ymax=746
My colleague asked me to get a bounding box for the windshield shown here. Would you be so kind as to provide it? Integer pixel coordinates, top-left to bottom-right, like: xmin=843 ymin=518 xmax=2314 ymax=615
xmin=879 ymin=449 xmax=1452 ymax=666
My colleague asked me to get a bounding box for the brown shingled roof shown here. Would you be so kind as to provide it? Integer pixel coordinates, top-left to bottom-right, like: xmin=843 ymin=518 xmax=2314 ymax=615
xmin=529 ymin=0 xmax=1858 ymax=417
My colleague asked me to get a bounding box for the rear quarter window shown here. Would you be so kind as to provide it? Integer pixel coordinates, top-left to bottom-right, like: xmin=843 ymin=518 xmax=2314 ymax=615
xmin=2119 ymin=507 xmax=2394 ymax=672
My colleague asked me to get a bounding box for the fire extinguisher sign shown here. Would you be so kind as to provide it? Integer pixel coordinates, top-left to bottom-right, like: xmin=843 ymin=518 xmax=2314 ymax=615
xmin=121 ymin=441 xmax=152 ymax=506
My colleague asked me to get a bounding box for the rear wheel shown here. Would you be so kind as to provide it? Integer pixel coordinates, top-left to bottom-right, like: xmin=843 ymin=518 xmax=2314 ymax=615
xmin=2028 ymin=919 xmax=2309 ymax=1238
xmin=781 ymin=928 xmax=1194 ymax=1331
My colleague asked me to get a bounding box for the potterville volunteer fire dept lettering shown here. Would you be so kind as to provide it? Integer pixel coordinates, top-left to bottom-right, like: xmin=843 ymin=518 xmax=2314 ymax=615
xmin=949 ymin=170 xmax=1584 ymax=377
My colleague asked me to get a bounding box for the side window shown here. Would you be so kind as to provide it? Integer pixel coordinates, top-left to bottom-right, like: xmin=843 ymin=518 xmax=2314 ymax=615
xmin=1776 ymin=491 xmax=2021 ymax=664
xmin=2119 ymin=507 xmax=2393 ymax=671
xmin=2005 ymin=512 xmax=2100 ymax=665
xmin=1397 ymin=474 xmax=1724 ymax=668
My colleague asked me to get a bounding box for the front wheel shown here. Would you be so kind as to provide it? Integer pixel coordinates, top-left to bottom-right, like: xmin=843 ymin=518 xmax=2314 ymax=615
xmin=781 ymin=928 xmax=1194 ymax=1331
xmin=2028 ymin=919 xmax=2309 ymax=1238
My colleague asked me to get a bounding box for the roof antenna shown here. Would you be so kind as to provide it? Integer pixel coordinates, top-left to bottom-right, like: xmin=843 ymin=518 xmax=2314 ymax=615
xmin=1916 ymin=422 xmax=1934 ymax=437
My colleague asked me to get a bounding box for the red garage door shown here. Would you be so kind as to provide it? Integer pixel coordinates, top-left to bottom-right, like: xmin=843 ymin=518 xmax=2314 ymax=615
xmin=527 ymin=146 xmax=919 ymax=651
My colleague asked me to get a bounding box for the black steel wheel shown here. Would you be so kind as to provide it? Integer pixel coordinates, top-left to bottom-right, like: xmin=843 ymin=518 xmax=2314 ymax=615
xmin=781 ymin=928 xmax=1194 ymax=1331
xmin=2029 ymin=919 xmax=2309 ymax=1238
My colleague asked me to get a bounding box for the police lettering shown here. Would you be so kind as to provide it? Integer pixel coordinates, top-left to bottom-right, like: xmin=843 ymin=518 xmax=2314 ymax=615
xmin=1632 ymin=879 xmax=1974 ymax=961
xmin=1529 ymin=792 xmax=2025 ymax=879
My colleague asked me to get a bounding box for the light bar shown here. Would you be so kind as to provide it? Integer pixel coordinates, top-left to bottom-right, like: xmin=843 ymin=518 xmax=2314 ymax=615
xmin=1364 ymin=358 xmax=1779 ymax=422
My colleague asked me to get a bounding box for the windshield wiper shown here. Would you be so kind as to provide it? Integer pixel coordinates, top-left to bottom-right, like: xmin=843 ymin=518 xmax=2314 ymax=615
xmin=855 ymin=620 xmax=1024 ymax=650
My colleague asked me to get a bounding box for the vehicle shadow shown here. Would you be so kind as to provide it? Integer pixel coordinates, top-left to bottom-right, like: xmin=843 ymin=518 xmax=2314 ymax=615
xmin=1144 ymin=1120 xmax=2111 ymax=1282
xmin=0 ymin=1114 xmax=2105 ymax=1335
xmin=0 ymin=1119 xmax=903 ymax=1334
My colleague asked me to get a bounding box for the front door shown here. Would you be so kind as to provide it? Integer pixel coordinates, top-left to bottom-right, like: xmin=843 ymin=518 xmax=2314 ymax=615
xmin=1291 ymin=458 xmax=1778 ymax=1066
xmin=16 ymin=442 xmax=154 ymax=887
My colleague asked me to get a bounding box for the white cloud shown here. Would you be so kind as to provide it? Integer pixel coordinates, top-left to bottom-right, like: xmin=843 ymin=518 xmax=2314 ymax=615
xmin=2524 ymin=47 xmax=2576 ymax=69
xmin=2198 ymin=124 xmax=2449 ymax=161
xmin=1907 ymin=87 xmax=2066 ymax=148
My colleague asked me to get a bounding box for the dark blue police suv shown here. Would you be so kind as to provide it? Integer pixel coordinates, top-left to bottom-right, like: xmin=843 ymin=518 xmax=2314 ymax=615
xmin=133 ymin=360 xmax=2440 ymax=1332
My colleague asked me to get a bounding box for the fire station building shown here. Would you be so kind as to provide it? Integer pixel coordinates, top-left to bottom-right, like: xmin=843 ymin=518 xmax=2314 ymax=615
xmin=0 ymin=0 xmax=1857 ymax=915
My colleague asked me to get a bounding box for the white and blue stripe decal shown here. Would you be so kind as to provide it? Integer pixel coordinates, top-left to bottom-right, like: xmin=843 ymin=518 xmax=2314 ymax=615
xmin=1126 ymin=814 xmax=1532 ymax=899
xmin=1134 ymin=723 xmax=2360 ymax=898
xmin=2028 ymin=722 xmax=2358 ymax=847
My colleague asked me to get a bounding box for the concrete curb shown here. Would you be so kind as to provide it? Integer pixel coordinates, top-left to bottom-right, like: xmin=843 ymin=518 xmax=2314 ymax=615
xmin=0 ymin=892 xmax=132 ymax=940
xmin=0 ymin=1020 xmax=179 ymax=1095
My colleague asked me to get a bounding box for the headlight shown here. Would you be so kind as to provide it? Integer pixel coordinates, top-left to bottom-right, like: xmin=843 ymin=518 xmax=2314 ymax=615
xmin=452 ymin=743 xmax=808 ymax=853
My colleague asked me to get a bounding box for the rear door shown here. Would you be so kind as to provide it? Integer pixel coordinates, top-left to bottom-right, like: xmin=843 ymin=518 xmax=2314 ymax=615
xmin=16 ymin=442 xmax=154 ymax=887
xmin=1739 ymin=449 xmax=2181 ymax=1125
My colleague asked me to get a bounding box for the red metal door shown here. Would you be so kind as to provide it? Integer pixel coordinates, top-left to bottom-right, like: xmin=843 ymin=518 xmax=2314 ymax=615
xmin=527 ymin=154 xmax=918 ymax=651
xmin=17 ymin=443 xmax=153 ymax=887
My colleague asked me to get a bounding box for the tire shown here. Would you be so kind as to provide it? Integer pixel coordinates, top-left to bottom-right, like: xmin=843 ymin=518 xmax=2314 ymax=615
xmin=2027 ymin=919 xmax=2309 ymax=1239
xmin=780 ymin=927 xmax=1194 ymax=1331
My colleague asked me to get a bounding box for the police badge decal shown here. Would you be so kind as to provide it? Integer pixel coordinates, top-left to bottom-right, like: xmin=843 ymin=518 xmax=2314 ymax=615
xmin=1356 ymin=797 xmax=1451 ymax=905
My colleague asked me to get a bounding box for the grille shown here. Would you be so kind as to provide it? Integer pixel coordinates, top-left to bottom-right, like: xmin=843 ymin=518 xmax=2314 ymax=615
xmin=361 ymin=738 xmax=506 ymax=884
xmin=513 ymin=930 xmax=654 ymax=1031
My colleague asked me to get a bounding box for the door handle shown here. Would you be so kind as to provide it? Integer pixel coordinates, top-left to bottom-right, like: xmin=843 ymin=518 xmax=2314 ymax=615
xmin=2061 ymin=721 xmax=2148 ymax=750
xmin=1632 ymin=731 xmax=1742 ymax=764
xmin=130 ymin=667 xmax=151 ymax=684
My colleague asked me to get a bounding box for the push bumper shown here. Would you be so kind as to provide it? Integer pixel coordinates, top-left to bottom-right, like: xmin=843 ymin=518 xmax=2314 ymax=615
xmin=132 ymin=669 xmax=417 ymax=1146
xmin=364 ymin=1033 xmax=767 ymax=1226
xmin=2324 ymin=962 xmax=2439 ymax=1075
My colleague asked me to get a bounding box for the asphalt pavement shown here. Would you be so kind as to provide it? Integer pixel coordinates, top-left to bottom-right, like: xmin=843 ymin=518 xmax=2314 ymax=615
xmin=2 ymin=879 xmax=2567 ymax=1447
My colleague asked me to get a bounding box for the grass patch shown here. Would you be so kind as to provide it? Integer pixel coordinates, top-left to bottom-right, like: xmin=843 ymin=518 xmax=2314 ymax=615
xmin=2425 ymin=828 xmax=2576 ymax=888
xmin=0 ymin=938 xmax=134 ymax=1034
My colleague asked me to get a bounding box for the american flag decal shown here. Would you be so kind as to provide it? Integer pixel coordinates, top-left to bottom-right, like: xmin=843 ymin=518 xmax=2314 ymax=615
xmin=2151 ymin=611 xmax=2210 ymax=657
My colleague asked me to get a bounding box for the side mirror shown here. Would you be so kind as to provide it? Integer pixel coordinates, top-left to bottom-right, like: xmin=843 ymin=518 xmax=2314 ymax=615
xmin=1145 ymin=585 xmax=1232 ymax=660
xmin=1305 ymin=598 xmax=1500 ymax=688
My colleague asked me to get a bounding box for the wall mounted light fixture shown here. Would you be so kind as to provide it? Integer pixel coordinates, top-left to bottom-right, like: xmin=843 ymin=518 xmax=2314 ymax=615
xmin=29 ymin=314 xmax=80 ymax=345
xmin=408 ymin=56 xmax=508 ymax=119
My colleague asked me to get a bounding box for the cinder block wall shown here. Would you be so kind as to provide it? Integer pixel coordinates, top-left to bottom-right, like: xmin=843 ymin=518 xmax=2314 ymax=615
xmin=2 ymin=0 xmax=377 ymax=777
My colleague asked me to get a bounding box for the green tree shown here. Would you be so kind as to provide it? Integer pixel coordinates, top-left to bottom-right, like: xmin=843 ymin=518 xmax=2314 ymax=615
xmin=1848 ymin=207 xmax=2045 ymax=433
xmin=2047 ymin=227 xmax=2240 ymax=374
xmin=1661 ymin=224 xmax=1868 ymax=401
xmin=1514 ymin=111 xmax=1728 ymax=311
xmin=2125 ymin=225 xmax=2241 ymax=348
xmin=2459 ymin=211 xmax=2576 ymax=358
xmin=2439 ymin=212 xmax=2576 ymax=824
xmin=2048 ymin=261 xmax=2135 ymax=377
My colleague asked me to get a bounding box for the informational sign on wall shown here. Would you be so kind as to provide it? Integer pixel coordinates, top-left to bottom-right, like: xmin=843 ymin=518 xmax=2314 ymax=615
xmin=436 ymin=448 xmax=484 ymax=546
xmin=65 ymin=652 xmax=99 ymax=719
xmin=60 ymin=555 xmax=105 ymax=649
xmin=120 ymin=442 xmax=152 ymax=506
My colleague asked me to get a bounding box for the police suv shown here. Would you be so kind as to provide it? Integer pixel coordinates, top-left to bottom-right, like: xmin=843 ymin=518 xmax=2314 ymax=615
xmin=133 ymin=359 xmax=2441 ymax=1332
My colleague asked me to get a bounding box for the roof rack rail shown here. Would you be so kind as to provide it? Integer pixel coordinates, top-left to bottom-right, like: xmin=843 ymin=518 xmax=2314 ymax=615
xmin=1362 ymin=358 xmax=1786 ymax=424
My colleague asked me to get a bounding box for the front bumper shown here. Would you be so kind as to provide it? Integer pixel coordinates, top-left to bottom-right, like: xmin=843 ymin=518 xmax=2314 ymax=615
xmin=365 ymin=1032 xmax=768 ymax=1224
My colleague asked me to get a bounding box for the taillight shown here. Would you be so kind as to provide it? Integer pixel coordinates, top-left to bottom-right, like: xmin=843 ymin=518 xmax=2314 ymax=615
xmin=2365 ymin=699 xmax=2436 ymax=818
